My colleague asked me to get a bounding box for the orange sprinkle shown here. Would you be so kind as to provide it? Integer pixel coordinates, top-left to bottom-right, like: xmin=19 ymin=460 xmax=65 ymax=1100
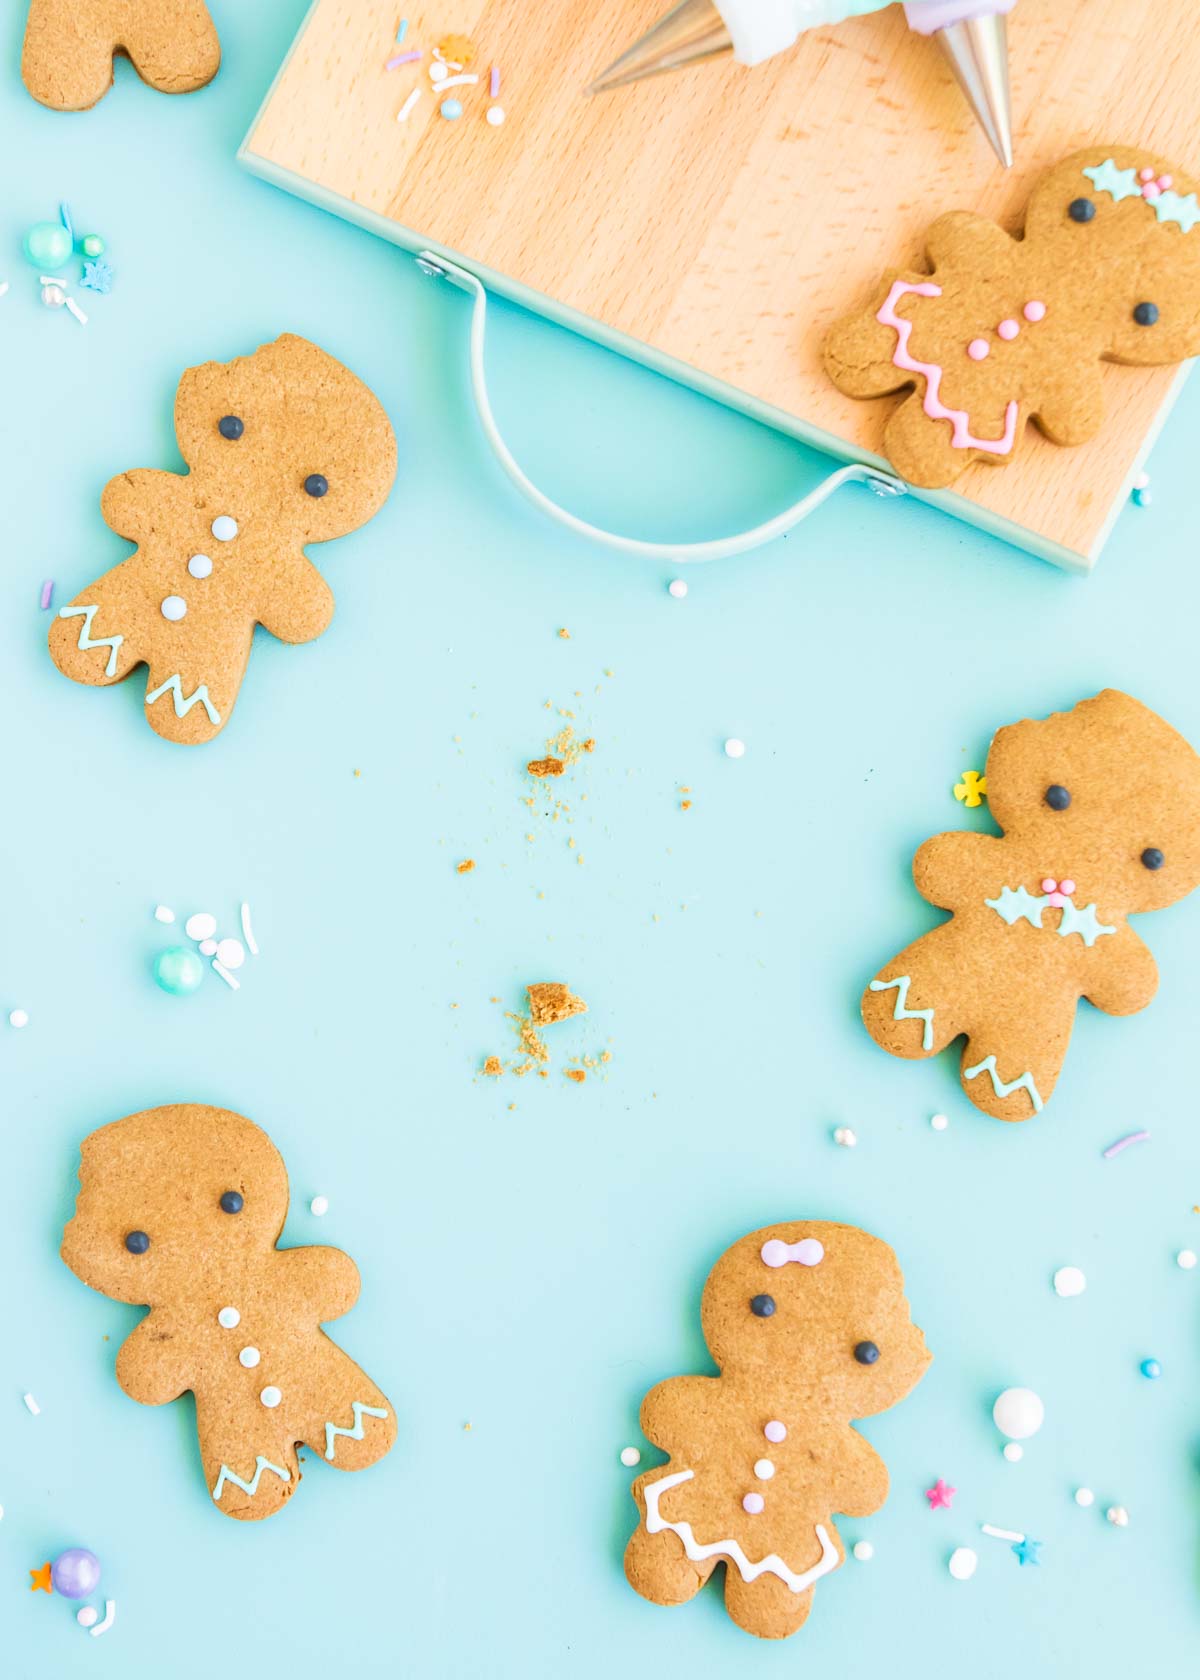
xmin=456 ymin=859 xmax=476 ymax=874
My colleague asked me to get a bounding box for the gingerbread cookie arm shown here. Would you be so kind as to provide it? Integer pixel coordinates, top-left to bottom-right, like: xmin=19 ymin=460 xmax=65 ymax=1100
xmin=830 ymin=1430 xmax=889 ymax=1517
xmin=256 ymin=558 xmax=336 ymax=646
xmin=277 ymin=1245 xmax=362 ymax=1322
xmin=923 ymin=210 xmax=1017 ymax=272
xmin=1081 ymin=925 xmax=1159 ymax=1016
xmin=823 ymin=278 xmax=915 ymax=401
xmin=639 ymin=1374 xmax=720 ymax=1458
xmin=1031 ymin=363 xmax=1106 ymax=447
xmin=115 ymin=1314 xmax=192 ymax=1406
xmin=913 ymin=831 xmax=1003 ymax=909
xmin=101 ymin=468 xmax=190 ymax=543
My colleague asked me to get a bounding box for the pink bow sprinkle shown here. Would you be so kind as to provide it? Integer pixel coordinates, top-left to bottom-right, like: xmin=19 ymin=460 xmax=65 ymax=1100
xmin=1041 ymin=876 xmax=1076 ymax=907
xmin=761 ymin=1237 xmax=824 ymax=1269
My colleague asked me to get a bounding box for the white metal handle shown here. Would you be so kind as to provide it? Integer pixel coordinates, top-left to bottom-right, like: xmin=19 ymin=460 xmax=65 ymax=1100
xmin=416 ymin=251 xmax=905 ymax=564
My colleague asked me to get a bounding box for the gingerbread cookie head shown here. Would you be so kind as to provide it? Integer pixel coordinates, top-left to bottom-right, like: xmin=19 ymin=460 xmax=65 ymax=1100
xmin=174 ymin=335 xmax=397 ymax=549
xmin=23 ymin=0 xmax=221 ymax=111
xmin=1025 ymin=149 xmax=1200 ymax=366
xmin=48 ymin=334 xmax=397 ymax=746
xmin=702 ymin=1223 xmax=931 ymax=1417
xmin=62 ymin=1106 xmax=289 ymax=1305
xmin=62 ymin=1105 xmax=395 ymax=1522
xmin=985 ymin=689 xmax=1200 ymax=916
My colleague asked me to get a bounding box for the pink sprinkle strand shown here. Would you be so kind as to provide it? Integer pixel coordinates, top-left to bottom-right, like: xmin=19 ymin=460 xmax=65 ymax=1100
xmin=40 ymin=579 xmax=54 ymax=610
xmin=490 ymin=65 xmax=500 ymax=97
xmin=1103 ymin=1129 xmax=1150 ymax=1159
xmin=386 ymin=49 xmax=422 ymax=69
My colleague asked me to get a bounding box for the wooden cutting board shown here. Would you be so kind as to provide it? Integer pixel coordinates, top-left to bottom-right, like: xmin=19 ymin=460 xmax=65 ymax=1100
xmin=241 ymin=0 xmax=1200 ymax=570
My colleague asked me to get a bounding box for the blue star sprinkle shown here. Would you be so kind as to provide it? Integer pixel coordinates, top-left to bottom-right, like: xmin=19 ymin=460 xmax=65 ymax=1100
xmin=80 ymin=258 xmax=113 ymax=295
xmin=1011 ymin=1537 xmax=1042 ymax=1567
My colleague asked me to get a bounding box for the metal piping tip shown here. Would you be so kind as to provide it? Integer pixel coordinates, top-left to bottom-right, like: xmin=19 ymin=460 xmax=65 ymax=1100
xmin=587 ymin=0 xmax=732 ymax=94
xmin=934 ymin=13 xmax=1014 ymax=168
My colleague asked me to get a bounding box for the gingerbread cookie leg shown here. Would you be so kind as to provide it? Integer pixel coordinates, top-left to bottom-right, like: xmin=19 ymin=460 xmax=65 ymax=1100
xmin=116 ymin=0 xmax=220 ymax=95
xmin=862 ymin=938 xmax=964 ymax=1061
xmin=202 ymin=1433 xmax=300 ymax=1523
xmin=723 ymin=1568 xmax=819 ymax=1642
xmin=22 ymin=0 xmax=219 ymax=111
xmin=49 ymin=582 xmax=142 ymax=690
xmin=958 ymin=1020 xmax=1066 ymax=1121
xmin=882 ymin=387 xmax=1012 ymax=489
xmin=624 ymin=1517 xmax=715 ymax=1607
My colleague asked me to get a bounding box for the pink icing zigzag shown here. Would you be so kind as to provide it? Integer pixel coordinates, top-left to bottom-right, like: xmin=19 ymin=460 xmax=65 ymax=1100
xmin=877 ymin=279 xmax=1019 ymax=455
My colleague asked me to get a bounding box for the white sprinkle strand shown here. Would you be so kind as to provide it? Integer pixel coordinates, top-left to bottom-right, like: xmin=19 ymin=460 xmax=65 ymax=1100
xmin=436 ymin=72 xmax=478 ymax=90
xmin=240 ymin=902 xmax=259 ymax=955
xmin=65 ymin=297 xmax=88 ymax=326
xmin=212 ymin=960 xmax=241 ymax=991
xmin=981 ymin=1523 xmax=1024 ymax=1542
xmin=23 ymin=1393 xmax=40 ymax=1415
xmin=397 ymin=87 xmax=422 ymax=121
xmin=90 ymin=1601 xmax=117 ymax=1637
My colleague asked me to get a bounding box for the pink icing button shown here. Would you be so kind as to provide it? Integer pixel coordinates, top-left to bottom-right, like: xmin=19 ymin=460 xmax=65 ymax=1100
xmin=1140 ymin=167 xmax=1155 ymax=182
xmin=764 ymin=1420 xmax=787 ymax=1443
xmin=1041 ymin=877 xmax=1056 ymax=893
xmin=761 ymin=1237 xmax=824 ymax=1269
xmin=967 ymin=338 xmax=989 ymax=360
xmin=743 ymin=1492 xmax=765 ymax=1515
xmin=1143 ymin=183 xmax=1161 ymax=201
xmin=1159 ymin=175 xmax=1173 ymax=189
xmin=1023 ymin=300 xmax=1046 ymax=323
xmin=997 ymin=319 xmax=1019 ymax=341
xmin=1061 ymin=879 xmax=1076 ymax=895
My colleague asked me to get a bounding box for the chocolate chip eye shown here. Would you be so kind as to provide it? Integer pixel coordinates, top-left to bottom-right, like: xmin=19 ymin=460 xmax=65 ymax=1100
xmin=853 ymin=1341 xmax=880 ymax=1365
xmin=1044 ymin=784 xmax=1071 ymax=811
xmin=304 ymin=473 xmax=329 ymax=498
xmin=219 ymin=1191 xmax=244 ymax=1214
xmin=750 ymin=1294 xmax=776 ymax=1318
xmin=1133 ymin=302 xmax=1159 ymax=326
xmin=1141 ymin=847 xmax=1164 ymax=870
xmin=1068 ymin=197 xmax=1095 ymax=223
xmin=218 ymin=415 xmax=244 ymax=440
xmin=125 ymin=1230 xmax=150 ymax=1255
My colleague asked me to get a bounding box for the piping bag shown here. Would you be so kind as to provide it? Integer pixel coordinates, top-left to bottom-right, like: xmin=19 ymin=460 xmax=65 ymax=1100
xmin=589 ymin=0 xmax=1017 ymax=166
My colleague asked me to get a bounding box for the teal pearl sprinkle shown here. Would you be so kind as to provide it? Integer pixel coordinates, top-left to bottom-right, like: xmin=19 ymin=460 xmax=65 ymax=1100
xmin=23 ymin=220 xmax=73 ymax=271
xmin=154 ymin=946 xmax=205 ymax=996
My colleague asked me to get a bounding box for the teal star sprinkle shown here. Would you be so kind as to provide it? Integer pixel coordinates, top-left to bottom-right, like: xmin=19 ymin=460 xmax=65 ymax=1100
xmin=80 ymin=258 xmax=113 ymax=294
xmin=1012 ymin=1537 xmax=1042 ymax=1567
xmin=1083 ymin=159 xmax=1141 ymax=204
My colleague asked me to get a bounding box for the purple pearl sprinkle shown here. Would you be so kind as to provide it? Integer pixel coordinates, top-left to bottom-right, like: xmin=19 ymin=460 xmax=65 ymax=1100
xmin=51 ymin=1548 xmax=101 ymax=1601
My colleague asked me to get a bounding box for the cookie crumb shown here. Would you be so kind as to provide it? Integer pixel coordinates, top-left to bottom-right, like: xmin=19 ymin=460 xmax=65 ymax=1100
xmin=482 ymin=1056 xmax=503 ymax=1077
xmin=564 ymin=1068 xmax=586 ymax=1084
xmin=528 ymin=757 xmax=565 ymax=778
xmin=528 ymin=982 xmax=587 ymax=1026
xmin=456 ymin=859 xmax=476 ymax=874
xmin=557 ymin=627 xmax=570 ymax=639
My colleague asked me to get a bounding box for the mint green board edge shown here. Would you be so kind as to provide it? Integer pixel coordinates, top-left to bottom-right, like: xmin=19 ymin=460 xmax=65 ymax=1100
xmin=236 ymin=3 xmax=1190 ymax=576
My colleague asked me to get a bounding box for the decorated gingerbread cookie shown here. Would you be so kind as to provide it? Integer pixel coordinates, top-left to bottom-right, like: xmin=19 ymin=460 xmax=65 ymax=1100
xmin=864 ymin=691 xmax=1200 ymax=1120
xmin=823 ymin=147 xmax=1200 ymax=489
xmin=48 ymin=334 xmax=396 ymax=744
xmin=61 ymin=1105 xmax=396 ymax=1521
xmin=625 ymin=1223 xmax=929 ymax=1640
xmin=23 ymin=0 xmax=220 ymax=110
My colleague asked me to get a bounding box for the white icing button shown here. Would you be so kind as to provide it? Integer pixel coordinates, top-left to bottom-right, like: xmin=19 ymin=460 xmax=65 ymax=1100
xmin=161 ymin=595 xmax=187 ymax=621
xmin=948 ymin=1547 xmax=978 ymax=1581
xmin=188 ymin=553 xmax=213 ymax=579
xmin=260 ymin=1386 xmax=282 ymax=1408
xmin=211 ymin=515 xmax=238 ymax=542
xmin=217 ymin=1307 xmax=240 ymax=1330
xmin=763 ymin=1420 xmax=787 ymax=1443
xmin=239 ymin=1347 xmax=261 ymax=1369
xmin=185 ymin=912 xmax=217 ymax=941
xmin=216 ymin=937 xmax=245 ymax=970
xmin=753 ymin=1458 xmax=775 ymax=1480
xmin=198 ymin=938 xmax=218 ymax=957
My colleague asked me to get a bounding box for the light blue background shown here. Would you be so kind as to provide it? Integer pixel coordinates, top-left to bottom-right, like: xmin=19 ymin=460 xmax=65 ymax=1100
xmin=3 ymin=4 xmax=1199 ymax=1675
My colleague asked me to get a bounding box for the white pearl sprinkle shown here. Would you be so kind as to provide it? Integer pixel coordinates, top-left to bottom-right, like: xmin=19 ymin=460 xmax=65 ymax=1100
xmin=217 ymin=1306 xmax=240 ymax=1329
xmin=8 ymin=1009 xmax=29 ymax=1029
xmin=239 ymin=1346 xmax=261 ymax=1369
xmin=1106 ymin=1505 xmax=1129 ymax=1527
xmin=1003 ymin=1442 xmax=1024 ymax=1462
xmin=76 ymin=1606 xmax=99 ymax=1628
xmin=724 ymin=738 xmax=745 ymax=759
xmin=1074 ymin=1487 xmax=1094 ymax=1507
xmin=216 ymin=937 xmax=245 ymax=970
xmin=833 ymin=1126 xmax=857 ymax=1148
xmin=310 ymin=1196 xmax=329 ymax=1217
xmin=753 ymin=1458 xmax=775 ymax=1480
xmin=948 ymin=1546 xmax=978 ymax=1581
xmin=198 ymin=938 xmax=218 ymax=957
xmin=486 ymin=104 xmax=505 ymax=125
xmin=188 ymin=553 xmax=213 ymax=579
xmin=1177 ymin=1249 xmax=1197 ymax=1270
xmin=161 ymin=595 xmax=187 ymax=621
xmin=41 ymin=283 xmax=66 ymax=309
xmin=930 ymin=1113 xmax=948 ymax=1131
xmin=260 ymin=1386 xmax=282 ymax=1408
xmin=211 ymin=515 xmax=238 ymax=542
xmin=185 ymin=912 xmax=217 ymax=941
xmin=852 ymin=1541 xmax=874 ymax=1561
xmin=430 ymin=60 xmax=448 ymax=81
xmin=154 ymin=905 xmax=175 ymax=923
xmin=620 ymin=1446 xmax=641 ymax=1467
xmin=1053 ymin=1265 xmax=1087 ymax=1298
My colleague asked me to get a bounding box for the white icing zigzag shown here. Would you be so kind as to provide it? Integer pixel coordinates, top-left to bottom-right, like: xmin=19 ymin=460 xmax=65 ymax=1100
xmin=145 ymin=673 xmax=221 ymax=726
xmin=868 ymin=975 xmax=934 ymax=1051
xmin=963 ymin=1053 xmax=1044 ymax=1114
xmin=324 ymin=1401 xmax=389 ymax=1462
xmin=644 ymin=1469 xmax=840 ymax=1594
xmin=212 ymin=1455 xmax=292 ymax=1502
xmin=58 ymin=604 xmax=124 ymax=678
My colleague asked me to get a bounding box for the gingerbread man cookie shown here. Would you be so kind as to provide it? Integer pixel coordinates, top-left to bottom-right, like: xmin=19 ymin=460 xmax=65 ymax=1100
xmin=49 ymin=334 xmax=396 ymax=744
xmin=61 ymin=1105 xmax=396 ymax=1521
xmin=863 ymin=691 xmax=1200 ymax=1120
xmin=824 ymin=148 xmax=1200 ymax=488
xmin=625 ymin=1223 xmax=929 ymax=1641
xmin=23 ymin=0 xmax=220 ymax=110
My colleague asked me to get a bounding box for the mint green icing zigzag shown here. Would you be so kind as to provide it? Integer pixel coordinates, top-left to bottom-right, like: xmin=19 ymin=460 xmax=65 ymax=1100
xmin=324 ymin=1401 xmax=389 ymax=1462
xmin=58 ymin=604 xmax=123 ymax=679
xmin=868 ymin=975 xmax=934 ymax=1052
xmin=212 ymin=1455 xmax=291 ymax=1502
xmin=145 ymin=673 xmax=221 ymax=726
xmin=964 ymin=1054 xmax=1043 ymax=1114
